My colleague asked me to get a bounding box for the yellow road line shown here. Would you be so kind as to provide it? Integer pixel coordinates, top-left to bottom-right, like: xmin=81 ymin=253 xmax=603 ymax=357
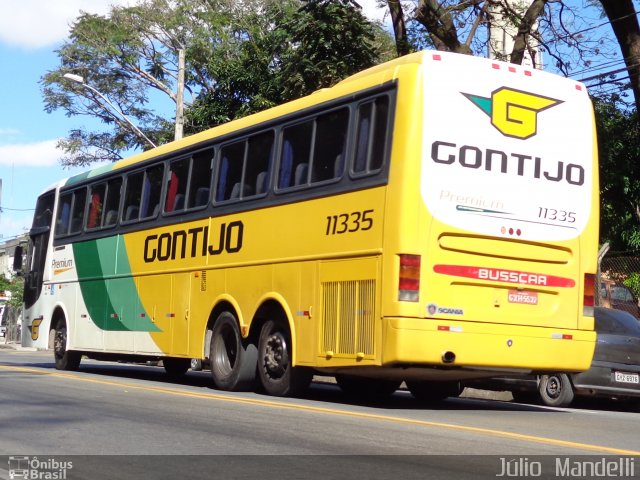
xmin=1 ymin=364 xmax=638 ymax=456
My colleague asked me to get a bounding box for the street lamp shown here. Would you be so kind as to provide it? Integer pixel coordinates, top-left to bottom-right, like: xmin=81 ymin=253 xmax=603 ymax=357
xmin=63 ymin=73 xmax=157 ymax=148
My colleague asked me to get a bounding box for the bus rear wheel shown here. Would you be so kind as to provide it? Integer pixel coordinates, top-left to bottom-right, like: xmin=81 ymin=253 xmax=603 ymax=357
xmin=53 ymin=321 xmax=81 ymax=371
xmin=257 ymin=320 xmax=312 ymax=397
xmin=210 ymin=311 xmax=257 ymax=391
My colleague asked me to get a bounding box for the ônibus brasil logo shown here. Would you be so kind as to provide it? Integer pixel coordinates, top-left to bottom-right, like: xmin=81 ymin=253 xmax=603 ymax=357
xmin=463 ymin=88 xmax=563 ymax=140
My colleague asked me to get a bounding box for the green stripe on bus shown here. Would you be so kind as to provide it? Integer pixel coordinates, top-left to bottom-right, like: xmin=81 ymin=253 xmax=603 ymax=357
xmin=73 ymin=238 xmax=160 ymax=332
xmin=65 ymin=164 xmax=115 ymax=187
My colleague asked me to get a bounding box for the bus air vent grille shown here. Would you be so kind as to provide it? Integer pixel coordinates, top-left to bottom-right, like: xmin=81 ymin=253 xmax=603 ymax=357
xmin=322 ymin=279 xmax=375 ymax=357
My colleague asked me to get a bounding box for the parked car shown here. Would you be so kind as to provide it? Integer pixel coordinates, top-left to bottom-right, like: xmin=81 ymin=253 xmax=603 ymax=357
xmin=600 ymin=279 xmax=640 ymax=318
xmin=464 ymin=307 xmax=640 ymax=407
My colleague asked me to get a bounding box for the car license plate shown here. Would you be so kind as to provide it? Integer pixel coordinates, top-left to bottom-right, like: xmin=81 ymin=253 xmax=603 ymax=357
xmin=614 ymin=371 xmax=640 ymax=384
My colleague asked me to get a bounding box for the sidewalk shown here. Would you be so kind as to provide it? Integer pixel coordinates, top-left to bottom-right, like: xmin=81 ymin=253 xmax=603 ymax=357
xmin=0 ymin=341 xmax=37 ymax=351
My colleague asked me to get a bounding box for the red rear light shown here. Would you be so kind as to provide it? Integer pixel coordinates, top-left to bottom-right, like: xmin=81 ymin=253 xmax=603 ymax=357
xmin=583 ymin=273 xmax=595 ymax=317
xmin=583 ymin=273 xmax=595 ymax=307
xmin=399 ymin=254 xmax=421 ymax=302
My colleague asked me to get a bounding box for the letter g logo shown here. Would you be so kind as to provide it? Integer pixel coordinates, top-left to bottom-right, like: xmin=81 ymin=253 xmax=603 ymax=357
xmin=463 ymin=88 xmax=562 ymax=140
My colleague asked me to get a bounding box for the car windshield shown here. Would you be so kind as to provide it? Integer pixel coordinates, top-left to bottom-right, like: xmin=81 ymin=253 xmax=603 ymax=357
xmin=611 ymin=285 xmax=634 ymax=302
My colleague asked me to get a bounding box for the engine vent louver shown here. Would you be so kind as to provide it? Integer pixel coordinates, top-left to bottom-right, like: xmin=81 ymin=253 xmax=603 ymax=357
xmin=322 ymin=279 xmax=375 ymax=357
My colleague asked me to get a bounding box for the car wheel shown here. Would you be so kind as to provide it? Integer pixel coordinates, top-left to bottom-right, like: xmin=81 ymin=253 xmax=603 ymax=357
xmin=539 ymin=374 xmax=574 ymax=407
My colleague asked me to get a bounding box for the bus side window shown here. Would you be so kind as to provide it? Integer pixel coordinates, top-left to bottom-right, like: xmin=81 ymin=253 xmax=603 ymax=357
xmin=122 ymin=172 xmax=143 ymax=222
xmin=141 ymin=165 xmax=164 ymax=219
xmin=165 ymin=158 xmax=189 ymax=213
xmin=216 ymin=142 xmax=245 ymax=202
xmin=69 ymin=189 xmax=87 ymax=234
xmin=86 ymin=184 xmax=106 ymax=229
xmin=354 ymin=95 xmax=389 ymax=175
xmin=311 ymin=108 xmax=348 ymax=183
xmin=278 ymin=121 xmax=312 ymax=189
xmin=102 ymin=177 xmax=122 ymax=227
xmin=245 ymin=131 xmax=273 ymax=197
xmin=187 ymin=149 xmax=213 ymax=208
xmin=55 ymin=193 xmax=72 ymax=237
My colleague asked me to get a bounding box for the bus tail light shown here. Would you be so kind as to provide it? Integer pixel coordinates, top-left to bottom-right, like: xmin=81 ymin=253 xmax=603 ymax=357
xmin=399 ymin=254 xmax=421 ymax=302
xmin=583 ymin=273 xmax=595 ymax=316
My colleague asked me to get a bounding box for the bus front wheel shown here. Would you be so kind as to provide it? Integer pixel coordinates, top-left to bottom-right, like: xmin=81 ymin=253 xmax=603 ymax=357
xmin=53 ymin=321 xmax=81 ymax=371
xmin=257 ymin=320 xmax=312 ymax=397
xmin=209 ymin=311 xmax=257 ymax=391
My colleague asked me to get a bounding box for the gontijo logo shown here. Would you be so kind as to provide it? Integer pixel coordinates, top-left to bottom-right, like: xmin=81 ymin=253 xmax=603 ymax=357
xmin=463 ymin=88 xmax=563 ymax=140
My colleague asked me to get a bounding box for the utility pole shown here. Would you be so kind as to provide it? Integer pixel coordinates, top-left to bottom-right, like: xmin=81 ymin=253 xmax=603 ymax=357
xmin=175 ymin=48 xmax=185 ymax=141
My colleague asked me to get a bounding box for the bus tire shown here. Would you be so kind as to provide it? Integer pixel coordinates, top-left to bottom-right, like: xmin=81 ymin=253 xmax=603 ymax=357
xmin=53 ymin=321 xmax=81 ymax=371
xmin=407 ymin=380 xmax=461 ymax=403
xmin=538 ymin=374 xmax=574 ymax=407
xmin=336 ymin=375 xmax=401 ymax=399
xmin=210 ymin=311 xmax=257 ymax=391
xmin=163 ymin=358 xmax=190 ymax=376
xmin=257 ymin=319 xmax=312 ymax=397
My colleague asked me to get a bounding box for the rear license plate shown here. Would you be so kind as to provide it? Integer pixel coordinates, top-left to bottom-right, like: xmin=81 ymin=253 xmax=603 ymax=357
xmin=507 ymin=290 xmax=538 ymax=305
xmin=614 ymin=371 xmax=640 ymax=384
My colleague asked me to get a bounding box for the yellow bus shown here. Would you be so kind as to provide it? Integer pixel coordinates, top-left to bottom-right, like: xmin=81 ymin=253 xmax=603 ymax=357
xmin=18 ymin=50 xmax=599 ymax=400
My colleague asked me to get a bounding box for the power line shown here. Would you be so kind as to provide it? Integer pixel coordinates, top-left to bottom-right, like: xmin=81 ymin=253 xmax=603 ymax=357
xmin=0 ymin=207 xmax=35 ymax=212
xmin=581 ymin=65 xmax=637 ymax=84
xmin=545 ymin=6 xmax=640 ymax=46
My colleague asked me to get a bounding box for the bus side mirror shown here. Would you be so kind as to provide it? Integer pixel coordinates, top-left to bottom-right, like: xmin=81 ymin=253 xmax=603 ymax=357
xmin=12 ymin=245 xmax=24 ymax=274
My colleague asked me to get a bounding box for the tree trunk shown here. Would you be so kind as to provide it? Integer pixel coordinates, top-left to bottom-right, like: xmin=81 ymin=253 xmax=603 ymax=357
xmin=387 ymin=0 xmax=411 ymax=56
xmin=598 ymin=0 xmax=640 ymax=113
xmin=415 ymin=0 xmax=472 ymax=54
xmin=509 ymin=0 xmax=548 ymax=66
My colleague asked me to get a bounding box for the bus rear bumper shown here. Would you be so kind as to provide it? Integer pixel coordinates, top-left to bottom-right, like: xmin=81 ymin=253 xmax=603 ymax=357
xmin=383 ymin=317 xmax=596 ymax=373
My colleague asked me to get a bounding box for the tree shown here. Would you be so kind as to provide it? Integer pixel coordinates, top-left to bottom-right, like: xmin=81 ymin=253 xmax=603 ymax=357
xmin=0 ymin=275 xmax=23 ymax=309
xmin=383 ymin=1 xmax=639 ymax=108
xmin=596 ymin=0 xmax=640 ymax=113
xmin=595 ymin=97 xmax=640 ymax=250
xmin=42 ymin=0 xmax=393 ymax=166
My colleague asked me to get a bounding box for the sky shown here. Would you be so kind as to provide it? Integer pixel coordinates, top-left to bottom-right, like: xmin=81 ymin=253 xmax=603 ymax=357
xmin=0 ymin=0 xmax=390 ymax=241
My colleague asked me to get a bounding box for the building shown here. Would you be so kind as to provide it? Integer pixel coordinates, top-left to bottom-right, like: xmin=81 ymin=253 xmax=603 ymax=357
xmin=488 ymin=0 xmax=542 ymax=68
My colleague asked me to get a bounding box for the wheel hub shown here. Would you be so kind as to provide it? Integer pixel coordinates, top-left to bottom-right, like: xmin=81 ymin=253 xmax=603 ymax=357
xmin=264 ymin=333 xmax=287 ymax=378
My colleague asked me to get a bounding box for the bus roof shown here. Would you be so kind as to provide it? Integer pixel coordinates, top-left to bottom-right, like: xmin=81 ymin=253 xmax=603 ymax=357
xmin=62 ymin=50 xmax=586 ymax=189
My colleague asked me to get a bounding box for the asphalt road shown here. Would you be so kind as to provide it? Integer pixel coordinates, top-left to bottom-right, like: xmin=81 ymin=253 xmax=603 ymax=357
xmin=0 ymin=347 xmax=638 ymax=479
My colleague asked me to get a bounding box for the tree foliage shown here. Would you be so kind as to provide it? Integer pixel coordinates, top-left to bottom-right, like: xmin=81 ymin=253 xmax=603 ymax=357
xmin=0 ymin=275 xmax=23 ymax=309
xmin=42 ymin=0 xmax=393 ymax=166
xmin=383 ymin=1 xmax=640 ymax=109
xmin=595 ymin=98 xmax=640 ymax=250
